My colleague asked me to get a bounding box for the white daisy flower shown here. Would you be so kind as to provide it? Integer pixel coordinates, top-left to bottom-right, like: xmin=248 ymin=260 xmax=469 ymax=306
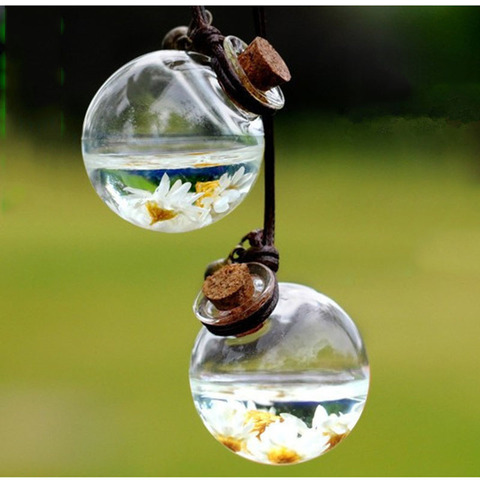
xmin=195 ymin=166 xmax=254 ymax=214
xmin=246 ymin=413 xmax=330 ymax=465
xmin=312 ymin=404 xmax=362 ymax=448
xmin=199 ymin=400 xmax=254 ymax=453
xmin=123 ymin=173 xmax=211 ymax=231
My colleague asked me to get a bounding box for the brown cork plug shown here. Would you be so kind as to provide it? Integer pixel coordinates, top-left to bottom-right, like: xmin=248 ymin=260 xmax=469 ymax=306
xmin=203 ymin=263 xmax=255 ymax=311
xmin=238 ymin=36 xmax=291 ymax=91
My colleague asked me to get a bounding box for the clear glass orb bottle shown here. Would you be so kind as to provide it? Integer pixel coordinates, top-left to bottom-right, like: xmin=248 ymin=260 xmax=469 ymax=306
xmin=190 ymin=282 xmax=370 ymax=465
xmin=81 ymin=46 xmax=276 ymax=233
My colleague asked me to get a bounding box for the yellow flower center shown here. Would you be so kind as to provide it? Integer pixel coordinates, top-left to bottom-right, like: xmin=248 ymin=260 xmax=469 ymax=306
xmin=267 ymin=446 xmax=301 ymax=464
xmin=195 ymin=180 xmax=220 ymax=207
xmin=146 ymin=201 xmax=177 ymax=224
xmin=216 ymin=434 xmax=244 ymax=453
xmin=244 ymin=410 xmax=282 ymax=438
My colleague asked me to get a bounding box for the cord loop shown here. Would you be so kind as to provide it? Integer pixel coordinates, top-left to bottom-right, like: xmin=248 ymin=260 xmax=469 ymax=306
xmin=229 ymin=229 xmax=279 ymax=273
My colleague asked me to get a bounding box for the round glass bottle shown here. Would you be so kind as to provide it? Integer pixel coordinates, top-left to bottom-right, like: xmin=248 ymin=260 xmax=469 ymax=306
xmin=82 ymin=48 xmax=271 ymax=233
xmin=190 ymin=282 xmax=370 ymax=465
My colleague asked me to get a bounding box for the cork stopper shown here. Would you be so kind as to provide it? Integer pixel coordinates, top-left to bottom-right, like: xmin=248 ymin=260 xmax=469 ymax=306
xmin=202 ymin=263 xmax=255 ymax=311
xmin=238 ymin=36 xmax=291 ymax=91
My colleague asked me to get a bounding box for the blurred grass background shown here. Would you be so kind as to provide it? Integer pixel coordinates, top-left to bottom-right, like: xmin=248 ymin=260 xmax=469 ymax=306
xmin=2 ymin=5 xmax=480 ymax=477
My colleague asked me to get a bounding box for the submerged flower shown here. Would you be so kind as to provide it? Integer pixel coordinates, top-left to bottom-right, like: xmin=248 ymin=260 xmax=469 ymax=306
xmin=199 ymin=400 xmax=254 ymax=453
xmin=246 ymin=413 xmax=329 ymax=465
xmin=195 ymin=166 xmax=254 ymax=214
xmin=124 ymin=173 xmax=210 ymax=231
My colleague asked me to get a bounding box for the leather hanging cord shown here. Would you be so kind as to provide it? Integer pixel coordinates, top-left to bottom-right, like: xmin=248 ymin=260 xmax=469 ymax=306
xmin=262 ymin=114 xmax=276 ymax=250
xmin=254 ymin=7 xmax=276 ymax=250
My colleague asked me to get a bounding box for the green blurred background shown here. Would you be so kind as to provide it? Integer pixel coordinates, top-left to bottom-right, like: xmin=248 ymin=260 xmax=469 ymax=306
xmin=1 ymin=5 xmax=480 ymax=477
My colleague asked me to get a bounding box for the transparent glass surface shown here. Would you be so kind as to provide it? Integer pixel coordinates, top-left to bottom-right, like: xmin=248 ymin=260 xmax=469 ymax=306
xmin=190 ymin=282 xmax=370 ymax=465
xmin=82 ymin=50 xmax=264 ymax=233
